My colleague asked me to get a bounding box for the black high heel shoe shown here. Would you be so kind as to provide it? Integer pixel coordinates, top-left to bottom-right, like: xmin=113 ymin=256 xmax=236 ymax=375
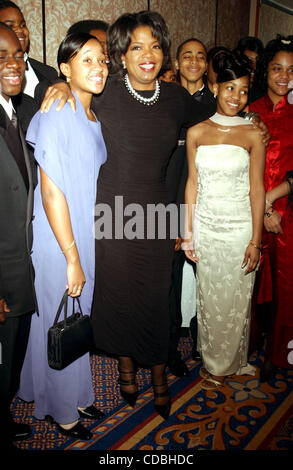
xmin=45 ymin=415 xmax=92 ymax=440
xmin=118 ymin=367 xmax=138 ymax=407
xmin=152 ymin=382 xmax=171 ymax=420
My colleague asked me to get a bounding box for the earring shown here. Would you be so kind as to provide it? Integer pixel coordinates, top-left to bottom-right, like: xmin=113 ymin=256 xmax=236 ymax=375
xmin=122 ymin=60 xmax=126 ymax=69
xmin=66 ymin=77 xmax=71 ymax=83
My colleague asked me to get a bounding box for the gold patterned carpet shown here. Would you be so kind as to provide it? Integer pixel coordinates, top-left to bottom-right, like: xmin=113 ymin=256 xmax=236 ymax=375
xmin=11 ymin=336 xmax=293 ymax=453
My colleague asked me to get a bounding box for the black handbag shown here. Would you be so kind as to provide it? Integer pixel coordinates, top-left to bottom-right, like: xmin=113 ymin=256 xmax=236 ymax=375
xmin=47 ymin=290 xmax=94 ymax=370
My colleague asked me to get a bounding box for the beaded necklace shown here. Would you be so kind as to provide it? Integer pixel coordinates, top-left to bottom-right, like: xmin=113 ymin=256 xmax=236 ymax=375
xmin=124 ymin=73 xmax=160 ymax=106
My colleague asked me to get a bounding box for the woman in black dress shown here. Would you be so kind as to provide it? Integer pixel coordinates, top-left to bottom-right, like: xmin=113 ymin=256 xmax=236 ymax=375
xmin=90 ymin=12 xmax=210 ymax=420
xmin=41 ymin=11 xmax=208 ymax=420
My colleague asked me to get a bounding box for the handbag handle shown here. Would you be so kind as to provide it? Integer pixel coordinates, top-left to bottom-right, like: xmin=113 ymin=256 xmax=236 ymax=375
xmin=71 ymin=296 xmax=84 ymax=317
xmin=53 ymin=290 xmax=84 ymax=326
xmin=52 ymin=289 xmax=69 ymax=325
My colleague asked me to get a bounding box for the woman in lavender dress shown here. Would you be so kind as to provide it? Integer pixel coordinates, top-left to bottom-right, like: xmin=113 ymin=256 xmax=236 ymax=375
xmin=18 ymin=33 xmax=108 ymax=440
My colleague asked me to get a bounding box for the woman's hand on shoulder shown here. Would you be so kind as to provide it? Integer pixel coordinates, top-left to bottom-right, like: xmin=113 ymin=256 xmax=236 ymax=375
xmin=40 ymin=82 xmax=76 ymax=114
xmin=247 ymin=124 xmax=266 ymax=158
xmin=250 ymin=113 xmax=270 ymax=146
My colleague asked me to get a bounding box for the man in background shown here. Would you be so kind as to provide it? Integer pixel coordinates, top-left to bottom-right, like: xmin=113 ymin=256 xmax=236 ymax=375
xmin=0 ymin=1 xmax=58 ymax=132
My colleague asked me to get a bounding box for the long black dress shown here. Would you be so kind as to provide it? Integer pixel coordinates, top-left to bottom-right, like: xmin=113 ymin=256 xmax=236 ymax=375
xmin=91 ymin=76 xmax=207 ymax=366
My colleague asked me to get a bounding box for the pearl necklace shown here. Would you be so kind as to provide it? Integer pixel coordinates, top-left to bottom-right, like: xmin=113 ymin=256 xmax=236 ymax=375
xmin=124 ymin=73 xmax=160 ymax=105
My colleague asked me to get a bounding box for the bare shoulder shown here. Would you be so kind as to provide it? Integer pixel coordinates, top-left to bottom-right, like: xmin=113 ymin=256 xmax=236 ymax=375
xmin=187 ymin=119 xmax=210 ymax=139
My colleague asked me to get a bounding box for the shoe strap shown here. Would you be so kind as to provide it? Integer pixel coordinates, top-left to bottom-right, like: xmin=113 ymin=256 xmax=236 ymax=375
xmin=118 ymin=369 xmax=136 ymax=386
xmin=118 ymin=377 xmax=136 ymax=385
xmin=152 ymin=382 xmax=169 ymax=398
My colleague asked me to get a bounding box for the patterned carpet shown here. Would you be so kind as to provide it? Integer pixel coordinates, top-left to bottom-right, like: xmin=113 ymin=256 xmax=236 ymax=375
xmin=11 ymin=336 xmax=293 ymax=453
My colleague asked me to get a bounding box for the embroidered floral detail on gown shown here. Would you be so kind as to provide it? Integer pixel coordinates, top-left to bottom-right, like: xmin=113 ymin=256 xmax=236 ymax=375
xmin=194 ymin=145 xmax=256 ymax=377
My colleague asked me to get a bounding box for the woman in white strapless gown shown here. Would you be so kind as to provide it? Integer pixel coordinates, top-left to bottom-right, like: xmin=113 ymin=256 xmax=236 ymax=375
xmin=184 ymin=52 xmax=266 ymax=390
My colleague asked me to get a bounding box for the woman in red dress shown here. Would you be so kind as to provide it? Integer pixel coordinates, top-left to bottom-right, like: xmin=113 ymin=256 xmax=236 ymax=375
xmin=249 ymin=35 xmax=293 ymax=381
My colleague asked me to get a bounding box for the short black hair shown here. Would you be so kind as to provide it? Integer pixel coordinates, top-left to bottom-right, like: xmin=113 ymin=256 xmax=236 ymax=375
xmin=57 ymin=32 xmax=100 ymax=80
xmin=175 ymin=38 xmax=207 ymax=81
xmin=254 ymin=34 xmax=293 ymax=93
xmin=67 ymin=19 xmax=109 ymax=36
xmin=107 ymin=10 xmax=170 ymax=76
xmin=215 ymin=50 xmax=252 ymax=83
xmin=235 ymin=36 xmax=264 ymax=56
xmin=0 ymin=1 xmax=21 ymax=12
xmin=176 ymin=37 xmax=207 ymax=60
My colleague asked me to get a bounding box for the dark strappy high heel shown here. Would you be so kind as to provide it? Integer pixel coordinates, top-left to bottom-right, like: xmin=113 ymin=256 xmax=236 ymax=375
xmin=152 ymin=381 xmax=171 ymax=420
xmin=118 ymin=367 xmax=138 ymax=407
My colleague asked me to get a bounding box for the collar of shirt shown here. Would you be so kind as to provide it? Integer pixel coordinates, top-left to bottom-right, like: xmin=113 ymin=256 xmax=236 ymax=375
xmin=23 ymin=54 xmax=40 ymax=98
xmin=0 ymin=94 xmax=15 ymax=120
xmin=192 ymin=84 xmax=205 ymax=97
xmin=264 ymin=93 xmax=290 ymax=113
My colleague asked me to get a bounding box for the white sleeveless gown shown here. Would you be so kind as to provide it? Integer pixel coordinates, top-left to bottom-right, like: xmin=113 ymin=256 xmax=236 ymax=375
xmin=194 ymin=144 xmax=256 ymax=376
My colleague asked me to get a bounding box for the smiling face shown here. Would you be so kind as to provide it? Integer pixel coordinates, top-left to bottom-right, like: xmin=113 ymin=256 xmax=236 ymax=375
xmin=267 ymin=50 xmax=293 ymax=105
xmin=121 ymin=26 xmax=163 ymax=90
xmin=60 ymin=39 xmax=108 ymax=100
xmin=0 ymin=26 xmax=25 ymax=101
xmin=175 ymin=40 xmax=207 ymax=88
xmin=214 ymin=75 xmax=249 ymax=116
xmin=0 ymin=7 xmax=29 ymax=53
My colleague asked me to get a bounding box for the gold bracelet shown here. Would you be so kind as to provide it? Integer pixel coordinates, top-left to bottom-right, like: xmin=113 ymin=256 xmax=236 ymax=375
xmin=249 ymin=240 xmax=261 ymax=250
xmin=62 ymin=240 xmax=75 ymax=253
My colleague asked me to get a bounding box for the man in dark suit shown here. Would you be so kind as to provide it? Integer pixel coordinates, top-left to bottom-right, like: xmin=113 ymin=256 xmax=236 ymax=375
xmin=0 ymin=1 xmax=58 ymax=133
xmin=0 ymin=22 xmax=37 ymax=450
